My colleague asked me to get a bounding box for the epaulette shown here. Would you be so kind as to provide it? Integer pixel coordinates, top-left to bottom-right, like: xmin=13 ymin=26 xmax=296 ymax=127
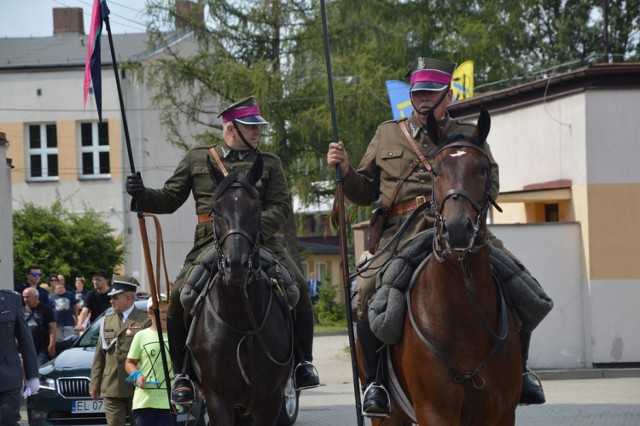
xmin=455 ymin=119 xmax=477 ymax=127
xmin=0 ymin=289 xmax=20 ymax=296
xmin=258 ymin=151 xmax=280 ymax=161
xmin=380 ymin=117 xmax=407 ymax=126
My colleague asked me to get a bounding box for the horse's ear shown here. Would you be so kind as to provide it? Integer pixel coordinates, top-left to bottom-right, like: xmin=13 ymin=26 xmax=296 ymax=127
xmin=207 ymin=156 xmax=225 ymax=184
xmin=425 ymin=111 xmax=446 ymax=145
xmin=473 ymin=107 xmax=491 ymax=144
xmin=246 ymin=155 xmax=264 ymax=186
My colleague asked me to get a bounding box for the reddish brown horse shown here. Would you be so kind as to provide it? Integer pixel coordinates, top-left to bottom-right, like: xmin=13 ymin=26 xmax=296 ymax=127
xmin=373 ymin=109 xmax=522 ymax=425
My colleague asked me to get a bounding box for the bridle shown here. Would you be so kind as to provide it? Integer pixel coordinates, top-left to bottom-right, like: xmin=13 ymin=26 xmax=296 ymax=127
xmin=210 ymin=177 xmax=262 ymax=287
xmin=431 ymin=140 xmax=497 ymax=261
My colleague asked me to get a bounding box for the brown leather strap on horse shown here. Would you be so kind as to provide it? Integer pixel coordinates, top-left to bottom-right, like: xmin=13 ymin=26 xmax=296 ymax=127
xmin=138 ymin=213 xmax=173 ymax=303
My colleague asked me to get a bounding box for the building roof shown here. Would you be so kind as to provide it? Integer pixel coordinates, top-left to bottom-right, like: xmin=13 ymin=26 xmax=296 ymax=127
xmin=449 ymin=62 xmax=640 ymax=119
xmin=0 ymin=32 xmax=150 ymax=70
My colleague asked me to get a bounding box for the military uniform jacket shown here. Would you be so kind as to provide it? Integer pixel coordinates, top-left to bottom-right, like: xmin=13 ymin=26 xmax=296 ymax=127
xmin=343 ymin=113 xmax=500 ymax=247
xmin=90 ymin=307 xmax=150 ymax=398
xmin=0 ymin=289 xmax=38 ymax=392
xmin=136 ymin=145 xmax=291 ymax=250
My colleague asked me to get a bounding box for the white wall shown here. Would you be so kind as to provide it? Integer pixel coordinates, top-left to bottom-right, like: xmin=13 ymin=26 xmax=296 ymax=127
xmin=490 ymin=223 xmax=588 ymax=369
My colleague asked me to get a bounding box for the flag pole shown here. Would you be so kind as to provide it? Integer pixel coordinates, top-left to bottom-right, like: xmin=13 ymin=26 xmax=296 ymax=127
xmin=100 ymin=9 xmax=176 ymax=424
xmin=320 ymin=1 xmax=364 ymax=425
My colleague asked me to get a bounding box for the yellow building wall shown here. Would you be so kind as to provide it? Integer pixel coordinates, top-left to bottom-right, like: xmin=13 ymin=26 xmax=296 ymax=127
xmin=588 ymin=183 xmax=640 ymax=280
xmin=3 ymin=119 xmax=122 ymax=182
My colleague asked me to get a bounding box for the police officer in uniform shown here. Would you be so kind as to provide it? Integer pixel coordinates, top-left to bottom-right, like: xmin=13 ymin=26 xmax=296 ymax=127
xmin=327 ymin=57 xmax=545 ymax=416
xmin=0 ymin=289 xmax=39 ymax=426
xmin=90 ymin=276 xmax=151 ymax=426
xmin=125 ymin=96 xmax=319 ymax=403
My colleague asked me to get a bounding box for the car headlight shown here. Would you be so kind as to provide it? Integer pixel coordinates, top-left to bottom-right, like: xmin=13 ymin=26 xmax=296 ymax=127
xmin=39 ymin=377 xmax=56 ymax=391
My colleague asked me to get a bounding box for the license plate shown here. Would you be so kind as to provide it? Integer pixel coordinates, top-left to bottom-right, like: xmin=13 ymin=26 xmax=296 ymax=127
xmin=72 ymin=399 xmax=104 ymax=413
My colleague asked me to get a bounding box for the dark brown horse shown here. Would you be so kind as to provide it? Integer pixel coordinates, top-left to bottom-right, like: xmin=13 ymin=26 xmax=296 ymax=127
xmin=377 ymin=109 xmax=522 ymax=425
xmin=190 ymin=155 xmax=293 ymax=425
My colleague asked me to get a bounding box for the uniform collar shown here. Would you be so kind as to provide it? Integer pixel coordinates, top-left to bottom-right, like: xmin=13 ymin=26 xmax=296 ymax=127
xmin=408 ymin=112 xmax=451 ymax=138
xmin=221 ymin=144 xmax=251 ymax=160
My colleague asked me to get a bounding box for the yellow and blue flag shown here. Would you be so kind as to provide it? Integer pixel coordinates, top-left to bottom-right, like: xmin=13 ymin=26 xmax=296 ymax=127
xmin=385 ymin=80 xmax=413 ymax=119
xmin=83 ymin=0 xmax=110 ymax=122
xmin=452 ymin=60 xmax=474 ymax=101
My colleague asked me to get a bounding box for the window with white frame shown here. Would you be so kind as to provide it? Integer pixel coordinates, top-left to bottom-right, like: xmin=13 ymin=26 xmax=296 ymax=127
xmin=316 ymin=262 xmax=328 ymax=283
xmin=80 ymin=121 xmax=110 ymax=178
xmin=27 ymin=124 xmax=58 ymax=180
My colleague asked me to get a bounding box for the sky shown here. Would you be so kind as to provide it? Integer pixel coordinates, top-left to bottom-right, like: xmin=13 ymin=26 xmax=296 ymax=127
xmin=0 ymin=0 xmax=150 ymax=38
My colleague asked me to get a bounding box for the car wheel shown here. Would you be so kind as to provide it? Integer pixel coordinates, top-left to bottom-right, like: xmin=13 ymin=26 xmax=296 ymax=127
xmin=277 ymin=376 xmax=299 ymax=425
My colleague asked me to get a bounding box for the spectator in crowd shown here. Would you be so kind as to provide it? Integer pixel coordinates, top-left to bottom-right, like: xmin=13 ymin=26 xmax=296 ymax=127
xmin=57 ymin=274 xmax=71 ymax=292
xmin=74 ymin=276 xmax=88 ymax=311
xmin=0 ymin=288 xmax=39 ymax=426
xmin=90 ymin=275 xmax=151 ymax=426
xmin=307 ymin=272 xmax=322 ymax=305
xmin=49 ymin=281 xmax=79 ymax=340
xmin=22 ymin=287 xmax=56 ymax=366
xmin=75 ymin=270 xmax=111 ymax=332
xmin=16 ymin=265 xmax=49 ymax=305
xmin=125 ymin=295 xmax=172 ymax=426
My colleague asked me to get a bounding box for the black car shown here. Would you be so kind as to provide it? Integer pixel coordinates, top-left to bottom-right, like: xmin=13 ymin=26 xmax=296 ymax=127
xmin=27 ymin=300 xmax=205 ymax=425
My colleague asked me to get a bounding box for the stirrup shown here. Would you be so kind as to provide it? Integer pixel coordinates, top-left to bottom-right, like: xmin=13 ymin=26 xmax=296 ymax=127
xmin=523 ymin=369 xmax=543 ymax=387
xmin=362 ymin=382 xmax=391 ymax=418
xmin=171 ymin=374 xmax=196 ymax=406
xmin=293 ymin=361 xmax=320 ymax=390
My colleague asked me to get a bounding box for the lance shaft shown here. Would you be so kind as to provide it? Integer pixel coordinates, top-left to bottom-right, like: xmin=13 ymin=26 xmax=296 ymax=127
xmin=104 ymin=17 xmax=176 ymax=425
xmin=320 ymin=2 xmax=364 ymax=425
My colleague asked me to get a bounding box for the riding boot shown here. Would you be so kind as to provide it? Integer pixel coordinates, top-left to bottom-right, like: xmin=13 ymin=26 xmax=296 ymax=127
xmin=357 ymin=319 xmax=390 ymax=417
xmin=166 ymin=314 xmax=195 ymax=405
xmin=293 ymin=307 xmax=320 ymax=389
xmin=519 ymin=331 xmax=546 ymax=405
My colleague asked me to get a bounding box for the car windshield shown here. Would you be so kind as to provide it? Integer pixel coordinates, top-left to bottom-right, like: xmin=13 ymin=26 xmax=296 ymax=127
xmin=75 ymin=300 xmax=148 ymax=348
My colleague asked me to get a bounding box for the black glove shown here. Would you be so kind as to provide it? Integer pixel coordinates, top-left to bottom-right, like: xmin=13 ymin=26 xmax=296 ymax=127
xmin=125 ymin=172 xmax=147 ymax=199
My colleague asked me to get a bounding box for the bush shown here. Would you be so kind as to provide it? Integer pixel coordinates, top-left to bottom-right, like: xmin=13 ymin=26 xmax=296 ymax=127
xmin=13 ymin=201 xmax=124 ymax=287
xmin=314 ymin=280 xmax=346 ymax=326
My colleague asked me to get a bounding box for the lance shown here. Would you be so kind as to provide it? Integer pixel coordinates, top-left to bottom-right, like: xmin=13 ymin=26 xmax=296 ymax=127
xmin=102 ymin=13 xmax=176 ymax=425
xmin=319 ymin=1 xmax=364 ymax=424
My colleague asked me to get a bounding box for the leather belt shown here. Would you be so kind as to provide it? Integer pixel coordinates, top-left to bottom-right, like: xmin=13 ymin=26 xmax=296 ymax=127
xmin=387 ymin=196 xmax=429 ymax=219
xmin=197 ymin=213 xmax=213 ymax=224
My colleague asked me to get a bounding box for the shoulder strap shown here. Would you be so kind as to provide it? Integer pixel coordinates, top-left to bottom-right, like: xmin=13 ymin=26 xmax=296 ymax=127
xmin=398 ymin=121 xmax=432 ymax=171
xmin=209 ymin=147 xmax=229 ymax=176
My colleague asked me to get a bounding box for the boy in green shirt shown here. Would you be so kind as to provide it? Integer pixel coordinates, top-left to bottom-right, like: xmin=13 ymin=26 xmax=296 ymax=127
xmin=125 ymin=297 xmax=172 ymax=426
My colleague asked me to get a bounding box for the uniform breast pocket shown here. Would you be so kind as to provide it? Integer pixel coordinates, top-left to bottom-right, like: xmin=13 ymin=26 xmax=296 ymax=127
xmin=378 ymin=148 xmax=405 ymax=175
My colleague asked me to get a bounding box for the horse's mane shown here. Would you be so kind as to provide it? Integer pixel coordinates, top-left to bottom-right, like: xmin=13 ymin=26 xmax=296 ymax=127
xmin=211 ymin=173 xmax=259 ymax=200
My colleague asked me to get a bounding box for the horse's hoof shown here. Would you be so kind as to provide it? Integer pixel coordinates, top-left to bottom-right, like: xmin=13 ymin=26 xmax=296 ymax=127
xmin=294 ymin=362 xmax=320 ymax=389
xmin=362 ymin=383 xmax=390 ymax=417
xmin=171 ymin=375 xmax=196 ymax=405
xmin=519 ymin=370 xmax=546 ymax=405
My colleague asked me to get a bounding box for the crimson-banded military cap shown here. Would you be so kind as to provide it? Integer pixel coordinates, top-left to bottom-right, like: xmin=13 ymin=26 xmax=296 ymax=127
xmin=404 ymin=57 xmax=457 ymax=92
xmin=107 ymin=274 xmax=140 ymax=296
xmin=218 ymin=96 xmax=268 ymax=125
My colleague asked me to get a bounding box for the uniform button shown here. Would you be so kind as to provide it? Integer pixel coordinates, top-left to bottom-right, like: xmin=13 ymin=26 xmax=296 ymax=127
xmin=419 ymin=179 xmax=425 ymax=184
xmin=388 ymin=152 xmax=393 ymax=156
xmin=422 ymin=144 xmax=428 ymax=148
xmin=419 ymin=168 xmax=425 ymax=172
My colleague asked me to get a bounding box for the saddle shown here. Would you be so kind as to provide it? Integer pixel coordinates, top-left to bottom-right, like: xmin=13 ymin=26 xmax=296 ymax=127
xmin=368 ymin=230 xmax=554 ymax=344
xmin=180 ymin=244 xmax=300 ymax=314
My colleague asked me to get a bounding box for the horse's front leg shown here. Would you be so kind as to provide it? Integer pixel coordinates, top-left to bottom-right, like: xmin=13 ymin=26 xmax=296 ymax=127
xmin=205 ymin=396 xmax=235 ymax=425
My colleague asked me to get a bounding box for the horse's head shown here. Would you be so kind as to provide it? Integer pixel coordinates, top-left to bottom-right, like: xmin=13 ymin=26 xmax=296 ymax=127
xmin=426 ymin=107 xmax=495 ymax=256
xmin=207 ymin=155 xmax=263 ymax=286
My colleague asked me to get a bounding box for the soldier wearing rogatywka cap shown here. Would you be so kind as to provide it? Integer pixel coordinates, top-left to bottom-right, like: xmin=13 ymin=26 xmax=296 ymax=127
xmin=90 ymin=274 xmax=150 ymax=426
xmin=327 ymin=57 xmax=546 ymax=416
xmin=125 ymin=95 xmax=319 ymax=404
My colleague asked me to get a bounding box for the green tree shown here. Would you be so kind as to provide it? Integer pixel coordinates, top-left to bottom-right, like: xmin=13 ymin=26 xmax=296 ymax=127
xmin=13 ymin=201 xmax=124 ymax=288
xmin=314 ymin=279 xmax=346 ymax=326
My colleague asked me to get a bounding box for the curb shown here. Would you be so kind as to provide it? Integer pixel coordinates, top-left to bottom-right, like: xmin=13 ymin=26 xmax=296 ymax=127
xmin=536 ymin=368 xmax=640 ymax=381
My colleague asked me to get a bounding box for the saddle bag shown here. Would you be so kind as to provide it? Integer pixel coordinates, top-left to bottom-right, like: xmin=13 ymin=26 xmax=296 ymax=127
xmin=368 ymin=207 xmax=387 ymax=255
